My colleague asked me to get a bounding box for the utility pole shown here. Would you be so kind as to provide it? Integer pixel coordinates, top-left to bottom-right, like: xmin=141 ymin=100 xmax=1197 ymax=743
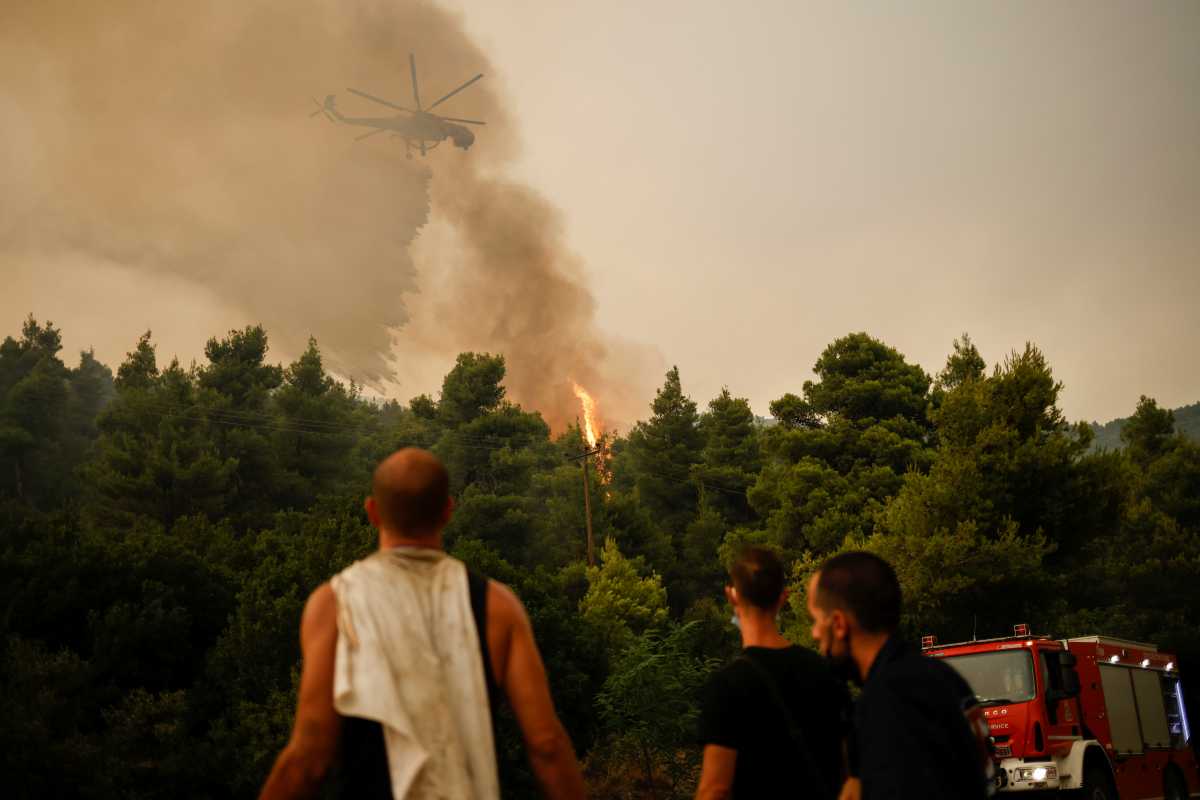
xmin=569 ymin=422 xmax=602 ymax=566
xmin=581 ymin=452 xmax=596 ymax=567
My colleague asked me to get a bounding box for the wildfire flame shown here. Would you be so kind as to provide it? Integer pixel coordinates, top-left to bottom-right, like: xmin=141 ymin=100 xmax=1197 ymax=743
xmin=572 ymin=381 xmax=600 ymax=448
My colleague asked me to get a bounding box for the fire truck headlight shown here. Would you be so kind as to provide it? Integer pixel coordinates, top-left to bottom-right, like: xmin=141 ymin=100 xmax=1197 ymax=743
xmin=1015 ymin=766 xmax=1056 ymax=783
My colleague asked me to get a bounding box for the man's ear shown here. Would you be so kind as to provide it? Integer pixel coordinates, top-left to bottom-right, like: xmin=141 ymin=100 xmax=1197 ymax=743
xmin=725 ymin=584 xmax=738 ymax=608
xmin=364 ymin=496 xmax=380 ymax=528
xmin=441 ymin=495 xmax=455 ymax=527
xmin=831 ymin=608 xmax=851 ymax=639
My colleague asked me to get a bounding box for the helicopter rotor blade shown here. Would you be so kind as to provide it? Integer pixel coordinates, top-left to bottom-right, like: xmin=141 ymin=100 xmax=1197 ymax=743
xmin=426 ymin=74 xmax=483 ymax=111
xmin=346 ymin=88 xmax=412 ymax=113
xmin=410 ymin=52 xmax=422 ymax=110
xmin=435 ymin=116 xmax=486 ymax=126
xmin=355 ymin=128 xmax=387 ymax=141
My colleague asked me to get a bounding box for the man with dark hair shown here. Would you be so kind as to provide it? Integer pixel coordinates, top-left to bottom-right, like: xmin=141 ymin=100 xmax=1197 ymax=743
xmin=260 ymin=448 xmax=586 ymax=800
xmin=696 ymin=546 xmax=850 ymax=799
xmin=807 ymin=551 xmax=989 ymax=800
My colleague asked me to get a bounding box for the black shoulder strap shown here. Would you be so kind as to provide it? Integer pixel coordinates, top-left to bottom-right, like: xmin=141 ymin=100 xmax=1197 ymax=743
xmin=737 ymin=653 xmax=833 ymax=800
xmin=466 ymin=570 xmax=499 ymax=712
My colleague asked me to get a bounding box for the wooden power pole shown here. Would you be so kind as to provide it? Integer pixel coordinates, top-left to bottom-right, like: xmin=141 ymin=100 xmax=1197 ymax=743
xmin=581 ymin=453 xmax=595 ymax=566
xmin=569 ymin=424 xmax=602 ymax=566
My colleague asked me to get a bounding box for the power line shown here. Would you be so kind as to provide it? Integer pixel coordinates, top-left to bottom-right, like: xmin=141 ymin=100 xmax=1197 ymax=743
xmin=113 ymin=398 xmax=758 ymax=497
xmin=128 ymin=401 xmax=559 ymax=453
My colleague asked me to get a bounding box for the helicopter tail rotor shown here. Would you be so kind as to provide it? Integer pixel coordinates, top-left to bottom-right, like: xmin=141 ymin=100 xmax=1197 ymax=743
xmin=309 ymin=96 xmax=335 ymax=122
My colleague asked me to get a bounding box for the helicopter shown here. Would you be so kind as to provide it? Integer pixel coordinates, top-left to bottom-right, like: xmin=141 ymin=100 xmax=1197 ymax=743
xmin=311 ymin=53 xmax=486 ymax=158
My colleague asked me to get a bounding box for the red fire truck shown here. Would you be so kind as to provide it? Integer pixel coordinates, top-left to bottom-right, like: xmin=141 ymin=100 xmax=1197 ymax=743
xmin=922 ymin=626 xmax=1199 ymax=798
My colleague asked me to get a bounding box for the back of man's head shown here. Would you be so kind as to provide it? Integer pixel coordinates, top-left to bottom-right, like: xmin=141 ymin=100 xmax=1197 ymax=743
xmin=371 ymin=448 xmax=450 ymax=536
xmin=729 ymin=546 xmax=786 ymax=610
xmin=815 ymin=551 xmax=901 ymax=633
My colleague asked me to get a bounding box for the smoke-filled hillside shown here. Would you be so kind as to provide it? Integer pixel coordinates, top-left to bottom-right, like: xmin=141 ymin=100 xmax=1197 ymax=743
xmin=0 ymin=0 xmax=656 ymax=430
xmin=1090 ymin=401 xmax=1200 ymax=451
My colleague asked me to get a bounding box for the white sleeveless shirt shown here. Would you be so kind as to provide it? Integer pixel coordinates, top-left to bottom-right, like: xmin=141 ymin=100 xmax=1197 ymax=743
xmin=331 ymin=547 xmax=499 ymax=800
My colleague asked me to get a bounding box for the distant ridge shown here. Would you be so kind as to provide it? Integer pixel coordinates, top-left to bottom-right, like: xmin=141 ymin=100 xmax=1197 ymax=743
xmin=1088 ymin=401 xmax=1200 ymax=451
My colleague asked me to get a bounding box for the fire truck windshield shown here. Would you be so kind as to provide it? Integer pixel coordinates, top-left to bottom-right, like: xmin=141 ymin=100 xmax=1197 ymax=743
xmin=942 ymin=649 xmax=1037 ymax=705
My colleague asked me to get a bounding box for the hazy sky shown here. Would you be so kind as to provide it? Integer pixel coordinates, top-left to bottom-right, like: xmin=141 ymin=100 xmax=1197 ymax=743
xmin=448 ymin=0 xmax=1200 ymax=423
xmin=4 ymin=1 xmax=1198 ymax=427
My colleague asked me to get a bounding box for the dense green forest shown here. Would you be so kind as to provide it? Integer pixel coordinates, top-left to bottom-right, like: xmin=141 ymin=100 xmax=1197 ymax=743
xmin=1090 ymin=402 xmax=1200 ymax=452
xmin=2 ymin=318 xmax=1199 ymax=798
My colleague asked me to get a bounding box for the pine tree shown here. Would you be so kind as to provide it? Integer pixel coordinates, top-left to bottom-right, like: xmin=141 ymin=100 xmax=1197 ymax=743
xmin=272 ymin=338 xmax=357 ymax=507
xmin=936 ymin=333 xmax=986 ymax=391
xmin=197 ymin=326 xmax=284 ymax=528
xmin=751 ymin=333 xmax=933 ymax=558
xmin=1121 ymin=395 xmax=1176 ymax=465
xmin=0 ymin=318 xmax=105 ymax=506
xmin=694 ymin=387 xmax=760 ymax=525
xmin=626 ymin=366 xmax=703 ymax=534
xmin=437 ymin=352 xmax=507 ymax=428
xmin=87 ymin=334 xmax=236 ymax=526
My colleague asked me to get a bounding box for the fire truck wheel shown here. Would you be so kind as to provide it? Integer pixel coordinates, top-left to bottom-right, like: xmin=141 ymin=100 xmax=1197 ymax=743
xmin=1079 ymin=763 xmax=1116 ymax=800
xmin=1163 ymin=769 xmax=1187 ymax=800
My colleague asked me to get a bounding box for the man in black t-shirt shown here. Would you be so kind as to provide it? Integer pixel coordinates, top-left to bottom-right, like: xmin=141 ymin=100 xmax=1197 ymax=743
xmin=696 ymin=547 xmax=850 ymax=799
xmin=807 ymin=552 xmax=989 ymax=800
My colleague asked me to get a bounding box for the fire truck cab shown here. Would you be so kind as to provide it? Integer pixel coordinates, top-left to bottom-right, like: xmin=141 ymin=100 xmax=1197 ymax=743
xmin=923 ymin=626 xmax=1200 ymax=798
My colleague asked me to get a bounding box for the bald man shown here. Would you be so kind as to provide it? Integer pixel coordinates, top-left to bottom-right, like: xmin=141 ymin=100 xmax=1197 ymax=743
xmin=260 ymin=448 xmax=586 ymax=800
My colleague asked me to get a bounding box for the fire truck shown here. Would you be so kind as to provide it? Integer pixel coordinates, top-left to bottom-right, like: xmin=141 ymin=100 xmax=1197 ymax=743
xmin=922 ymin=625 xmax=1199 ymax=798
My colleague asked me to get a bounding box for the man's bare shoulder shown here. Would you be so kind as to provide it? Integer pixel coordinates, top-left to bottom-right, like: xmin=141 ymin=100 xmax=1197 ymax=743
xmin=302 ymin=581 xmax=337 ymax=639
xmin=485 ymin=578 xmax=528 ymax=628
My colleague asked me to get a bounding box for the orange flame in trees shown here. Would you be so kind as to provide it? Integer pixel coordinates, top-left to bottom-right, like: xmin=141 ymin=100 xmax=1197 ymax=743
xmin=572 ymin=381 xmax=613 ymax=490
xmin=572 ymin=382 xmax=601 ymax=448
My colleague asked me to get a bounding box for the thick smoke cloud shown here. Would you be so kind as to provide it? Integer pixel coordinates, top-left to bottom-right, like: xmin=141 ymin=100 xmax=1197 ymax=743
xmin=0 ymin=0 xmax=657 ymax=430
xmin=403 ymin=161 xmax=659 ymax=431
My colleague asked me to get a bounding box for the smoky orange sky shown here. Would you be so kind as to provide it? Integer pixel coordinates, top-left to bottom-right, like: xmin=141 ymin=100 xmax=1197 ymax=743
xmin=453 ymin=0 xmax=1200 ymax=424
xmin=0 ymin=0 xmax=657 ymax=431
xmin=2 ymin=0 xmax=1198 ymax=427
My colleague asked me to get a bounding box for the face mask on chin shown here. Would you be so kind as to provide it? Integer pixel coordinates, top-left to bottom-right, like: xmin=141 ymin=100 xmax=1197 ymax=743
xmin=825 ymin=629 xmax=862 ymax=685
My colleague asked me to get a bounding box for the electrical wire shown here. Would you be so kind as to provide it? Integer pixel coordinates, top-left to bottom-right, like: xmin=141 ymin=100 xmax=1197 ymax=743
xmin=112 ymin=397 xmax=757 ymax=496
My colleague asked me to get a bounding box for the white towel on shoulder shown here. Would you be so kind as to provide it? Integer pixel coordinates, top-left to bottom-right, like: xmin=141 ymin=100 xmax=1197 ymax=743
xmin=331 ymin=547 xmax=499 ymax=800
